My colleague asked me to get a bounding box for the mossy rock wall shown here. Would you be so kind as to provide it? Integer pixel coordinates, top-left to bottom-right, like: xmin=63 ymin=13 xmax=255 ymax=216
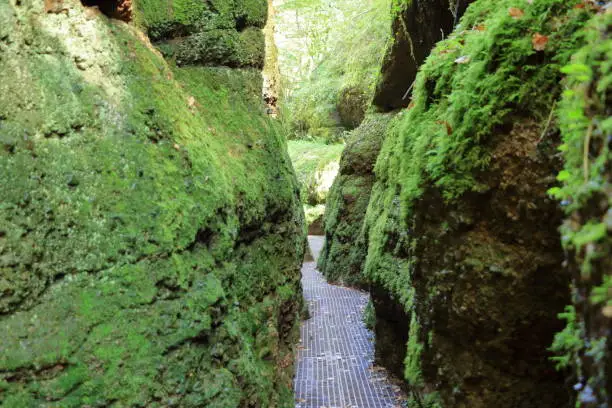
xmin=362 ymin=1 xmax=598 ymax=406
xmin=135 ymin=0 xmax=267 ymax=67
xmin=319 ymin=0 xmax=476 ymax=284
xmin=317 ymin=114 xmax=392 ymax=287
xmin=0 ymin=0 xmax=303 ymax=406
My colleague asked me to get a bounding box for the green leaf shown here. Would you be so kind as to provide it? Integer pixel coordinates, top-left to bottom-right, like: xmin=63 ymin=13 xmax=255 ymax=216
xmin=572 ymin=222 xmax=607 ymax=247
xmin=561 ymin=63 xmax=592 ymax=82
xmin=547 ymin=186 xmax=562 ymax=198
xmin=556 ymin=170 xmax=570 ymax=182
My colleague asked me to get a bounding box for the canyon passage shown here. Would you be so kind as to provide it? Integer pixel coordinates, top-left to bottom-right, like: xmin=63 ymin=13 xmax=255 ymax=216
xmin=0 ymin=0 xmax=610 ymax=407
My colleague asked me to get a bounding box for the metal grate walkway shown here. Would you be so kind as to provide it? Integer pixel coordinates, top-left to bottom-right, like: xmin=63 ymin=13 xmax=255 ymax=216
xmin=294 ymin=236 xmax=405 ymax=408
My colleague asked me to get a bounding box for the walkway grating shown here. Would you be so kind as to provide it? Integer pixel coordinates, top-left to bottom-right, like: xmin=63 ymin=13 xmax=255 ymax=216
xmin=294 ymin=236 xmax=406 ymax=408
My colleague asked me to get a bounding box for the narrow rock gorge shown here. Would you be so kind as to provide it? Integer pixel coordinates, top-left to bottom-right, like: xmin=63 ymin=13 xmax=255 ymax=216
xmin=0 ymin=0 xmax=610 ymax=407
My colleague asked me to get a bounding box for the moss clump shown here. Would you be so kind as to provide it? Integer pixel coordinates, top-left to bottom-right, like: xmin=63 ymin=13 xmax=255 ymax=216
xmin=317 ymin=114 xmax=392 ymax=287
xmin=549 ymin=11 xmax=611 ymax=406
xmin=0 ymin=1 xmax=303 ymax=406
xmin=134 ymin=0 xmax=267 ymax=68
xmin=234 ymin=0 xmax=268 ymax=28
xmin=362 ymin=1 xmax=596 ymax=406
xmin=363 ymin=299 xmax=375 ymax=330
xmin=169 ymin=27 xmax=265 ymax=68
xmin=135 ymin=0 xmax=267 ymax=40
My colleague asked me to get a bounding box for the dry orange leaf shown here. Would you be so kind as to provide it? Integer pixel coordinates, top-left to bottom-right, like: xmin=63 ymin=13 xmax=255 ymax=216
xmin=508 ymin=7 xmax=524 ymax=18
xmin=532 ymin=33 xmax=549 ymax=51
xmin=436 ymin=120 xmax=453 ymax=135
xmin=473 ymin=24 xmax=486 ymax=31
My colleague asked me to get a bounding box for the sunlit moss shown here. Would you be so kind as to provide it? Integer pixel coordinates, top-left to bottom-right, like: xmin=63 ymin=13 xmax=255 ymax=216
xmin=0 ymin=1 xmax=303 ymax=406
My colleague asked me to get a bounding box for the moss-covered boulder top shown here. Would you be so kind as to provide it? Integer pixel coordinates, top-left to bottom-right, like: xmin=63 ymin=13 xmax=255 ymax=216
xmin=0 ymin=0 xmax=304 ymax=406
xmin=136 ymin=0 xmax=268 ymax=67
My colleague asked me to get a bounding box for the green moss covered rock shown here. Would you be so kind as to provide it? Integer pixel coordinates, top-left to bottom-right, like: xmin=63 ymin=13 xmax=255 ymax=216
xmin=0 ymin=1 xmax=303 ymax=406
xmin=135 ymin=0 xmax=267 ymax=68
xmin=170 ymin=27 xmax=265 ymax=68
xmin=362 ymin=0 xmax=597 ymax=406
xmin=317 ymin=114 xmax=392 ymax=287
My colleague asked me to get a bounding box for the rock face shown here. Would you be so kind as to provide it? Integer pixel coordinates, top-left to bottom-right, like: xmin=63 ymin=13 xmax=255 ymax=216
xmin=318 ymin=0 xmax=475 ymax=287
xmin=551 ymin=12 xmax=611 ymax=407
xmin=0 ymin=0 xmax=303 ymax=406
xmin=317 ymin=114 xmax=392 ymax=287
xmin=372 ymin=0 xmax=472 ymax=111
xmin=363 ymin=1 xmax=595 ymax=406
xmin=136 ymin=0 xmax=268 ymax=68
xmin=320 ymin=0 xmax=603 ymax=406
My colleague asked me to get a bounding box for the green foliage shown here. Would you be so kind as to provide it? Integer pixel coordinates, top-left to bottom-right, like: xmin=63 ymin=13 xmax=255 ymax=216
xmin=403 ymin=315 xmax=442 ymax=408
xmin=404 ymin=314 xmax=424 ymax=387
xmin=550 ymin=306 xmax=582 ymax=370
xmin=304 ymin=204 xmax=326 ymax=226
xmin=549 ymin=11 xmax=611 ymax=404
xmin=287 ymin=140 xmax=344 ymax=205
xmin=363 ymin=299 xmax=375 ymax=330
xmin=277 ymin=0 xmax=392 ymax=142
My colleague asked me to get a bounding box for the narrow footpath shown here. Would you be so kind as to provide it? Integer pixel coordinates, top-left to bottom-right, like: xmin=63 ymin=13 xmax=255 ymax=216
xmin=294 ymin=236 xmax=406 ymax=408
